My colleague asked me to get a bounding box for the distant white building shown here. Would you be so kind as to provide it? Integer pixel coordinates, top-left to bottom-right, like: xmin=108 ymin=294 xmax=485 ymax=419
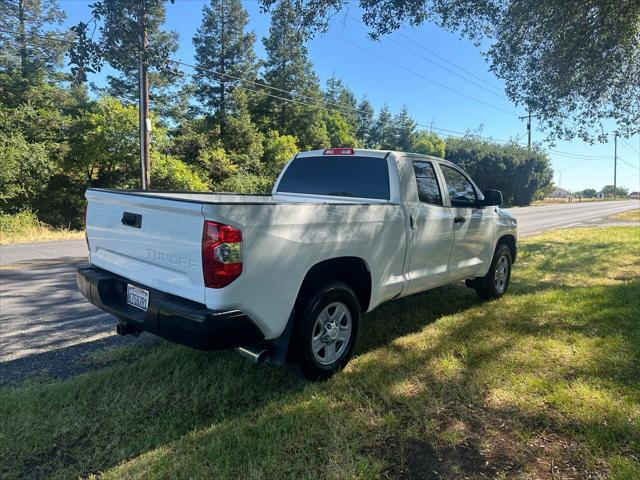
xmin=550 ymin=187 xmax=573 ymax=198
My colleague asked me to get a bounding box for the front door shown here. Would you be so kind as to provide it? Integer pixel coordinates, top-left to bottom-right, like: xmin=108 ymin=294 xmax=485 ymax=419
xmin=405 ymin=160 xmax=456 ymax=294
xmin=439 ymin=164 xmax=495 ymax=280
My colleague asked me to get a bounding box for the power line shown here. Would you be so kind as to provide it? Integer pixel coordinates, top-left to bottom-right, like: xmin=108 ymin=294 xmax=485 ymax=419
xmin=385 ymin=36 xmax=509 ymax=101
xmin=621 ymin=138 xmax=639 ymax=155
xmin=548 ymin=150 xmax=610 ymax=159
xmin=330 ymin=32 xmax=521 ymax=118
xmin=395 ymin=32 xmax=506 ymax=95
xmin=618 ymin=157 xmax=640 ymax=170
xmin=345 ymin=13 xmax=506 ymax=96
xmin=3 ymin=26 xmax=625 ymax=165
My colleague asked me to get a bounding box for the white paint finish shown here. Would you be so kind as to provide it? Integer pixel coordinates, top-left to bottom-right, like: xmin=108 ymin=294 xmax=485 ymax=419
xmin=404 ymin=202 xmax=456 ymax=293
xmin=86 ymin=189 xmax=206 ymax=303
xmin=83 ymin=149 xmax=518 ymax=342
xmin=447 ymin=206 xmax=496 ymax=278
xmin=201 ymin=201 xmax=407 ymax=339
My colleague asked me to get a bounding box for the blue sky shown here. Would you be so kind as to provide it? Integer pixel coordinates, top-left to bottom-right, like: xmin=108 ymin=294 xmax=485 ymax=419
xmin=57 ymin=0 xmax=640 ymax=193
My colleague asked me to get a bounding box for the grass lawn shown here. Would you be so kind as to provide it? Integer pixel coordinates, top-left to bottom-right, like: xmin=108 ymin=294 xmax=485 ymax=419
xmin=1 ymin=226 xmax=638 ymax=479
xmin=613 ymin=208 xmax=640 ymax=223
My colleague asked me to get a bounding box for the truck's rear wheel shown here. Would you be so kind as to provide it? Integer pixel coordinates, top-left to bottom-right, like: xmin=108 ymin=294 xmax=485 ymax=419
xmin=472 ymin=244 xmax=513 ymax=300
xmin=292 ymin=282 xmax=360 ymax=381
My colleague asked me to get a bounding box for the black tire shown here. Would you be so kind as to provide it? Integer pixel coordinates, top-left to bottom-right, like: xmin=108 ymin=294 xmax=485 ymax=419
xmin=473 ymin=244 xmax=513 ymax=300
xmin=292 ymin=281 xmax=360 ymax=381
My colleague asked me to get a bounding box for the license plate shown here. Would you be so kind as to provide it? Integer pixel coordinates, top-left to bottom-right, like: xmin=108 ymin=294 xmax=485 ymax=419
xmin=126 ymin=284 xmax=149 ymax=311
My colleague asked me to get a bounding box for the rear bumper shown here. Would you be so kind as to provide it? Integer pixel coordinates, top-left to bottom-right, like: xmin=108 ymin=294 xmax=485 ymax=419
xmin=76 ymin=266 xmax=264 ymax=350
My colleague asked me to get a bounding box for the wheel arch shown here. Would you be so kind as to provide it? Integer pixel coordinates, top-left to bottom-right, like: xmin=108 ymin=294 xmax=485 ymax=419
xmin=295 ymin=256 xmax=372 ymax=313
xmin=496 ymin=234 xmax=517 ymax=263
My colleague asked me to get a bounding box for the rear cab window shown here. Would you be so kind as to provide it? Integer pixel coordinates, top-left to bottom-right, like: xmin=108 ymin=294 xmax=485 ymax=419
xmin=412 ymin=161 xmax=442 ymax=205
xmin=276 ymin=155 xmax=390 ymax=200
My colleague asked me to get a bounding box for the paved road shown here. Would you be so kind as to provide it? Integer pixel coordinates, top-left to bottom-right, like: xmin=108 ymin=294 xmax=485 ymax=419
xmin=0 ymin=199 xmax=637 ymax=383
xmin=507 ymin=200 xmax=640 ymax=237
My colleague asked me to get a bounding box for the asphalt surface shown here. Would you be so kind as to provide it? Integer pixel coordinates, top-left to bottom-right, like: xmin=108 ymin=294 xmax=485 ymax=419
xmin=0 ymin=199 xmax=638 ymax=383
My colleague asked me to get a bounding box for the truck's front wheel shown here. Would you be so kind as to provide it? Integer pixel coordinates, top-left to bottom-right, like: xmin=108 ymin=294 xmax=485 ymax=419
xmin=292 ymin=282 xmax=360 ymax=381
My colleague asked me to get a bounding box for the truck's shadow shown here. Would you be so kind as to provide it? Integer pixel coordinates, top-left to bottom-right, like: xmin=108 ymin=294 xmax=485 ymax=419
xmin=2 ymin=233 xmax=638 ymax=479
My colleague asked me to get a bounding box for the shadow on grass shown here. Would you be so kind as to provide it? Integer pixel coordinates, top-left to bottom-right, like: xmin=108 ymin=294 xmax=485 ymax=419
xmin=1 ymin=229 xmax=639 ymax=479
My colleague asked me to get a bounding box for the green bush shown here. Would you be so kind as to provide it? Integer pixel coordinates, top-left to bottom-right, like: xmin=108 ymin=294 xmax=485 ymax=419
xmin=445 ymin=137 xmax=553 ymax=206
xmin=0 ymin=210 xmax=41 ymax=236
xmin=151 ymin=153 xmax=209 ymax=191
xmin=216 ymin=174 xmax=275 ymax=194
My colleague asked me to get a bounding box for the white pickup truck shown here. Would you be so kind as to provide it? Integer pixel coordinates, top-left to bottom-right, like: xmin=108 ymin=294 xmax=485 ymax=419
xmin=77 ymin=148 xmax=517 ymax=380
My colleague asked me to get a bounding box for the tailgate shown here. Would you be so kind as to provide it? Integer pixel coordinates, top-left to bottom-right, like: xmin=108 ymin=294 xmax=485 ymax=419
xmin=85 ymin=189 xmax=205 ymax=303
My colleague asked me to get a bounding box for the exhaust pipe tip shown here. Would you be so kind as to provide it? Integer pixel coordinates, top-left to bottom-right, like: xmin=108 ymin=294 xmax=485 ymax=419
xmin=237 ymin=346 xmax=269 ymax=363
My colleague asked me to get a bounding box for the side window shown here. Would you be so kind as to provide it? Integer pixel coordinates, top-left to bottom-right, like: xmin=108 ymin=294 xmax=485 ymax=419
xmin=441 ymin=165 xmax=477 ymax=207
xmin=412 ymin=161 xmax=442 ymax=205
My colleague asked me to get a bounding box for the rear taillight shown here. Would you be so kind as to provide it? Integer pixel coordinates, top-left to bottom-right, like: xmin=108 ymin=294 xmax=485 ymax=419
xmin=202 ymin=221 xmax=242 ymax=288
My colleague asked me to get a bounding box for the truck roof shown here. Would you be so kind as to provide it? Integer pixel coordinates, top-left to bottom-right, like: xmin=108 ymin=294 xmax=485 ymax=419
xmin=296 ymin=148 xmax=452 ymax=166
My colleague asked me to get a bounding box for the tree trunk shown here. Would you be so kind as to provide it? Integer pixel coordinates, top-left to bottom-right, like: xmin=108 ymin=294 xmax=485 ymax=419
xmin=18 ymin=0 xmax=27 ymax=76
xmin=219 ymin=2 xmax=226 ymax=142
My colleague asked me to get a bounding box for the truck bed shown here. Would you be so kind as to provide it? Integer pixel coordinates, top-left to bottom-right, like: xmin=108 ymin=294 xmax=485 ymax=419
xmin=85 ymin=188 xmax=408 ymax=339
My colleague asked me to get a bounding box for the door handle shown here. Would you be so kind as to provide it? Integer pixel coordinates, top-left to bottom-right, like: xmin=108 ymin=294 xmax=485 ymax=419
xmin=453 ymin=216 xmax=466 ymax=224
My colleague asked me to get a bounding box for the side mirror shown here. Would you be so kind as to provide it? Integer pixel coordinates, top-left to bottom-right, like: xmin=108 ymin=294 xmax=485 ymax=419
xmin=480 ymin=189 xmax=503 ymax=207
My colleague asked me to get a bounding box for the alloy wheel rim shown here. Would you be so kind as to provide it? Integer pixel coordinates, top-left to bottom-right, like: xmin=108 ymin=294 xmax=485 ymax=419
xmin=494 ymin=255 xmax=509 ymax=293
xmin=311 ymin=301 xmax=352 ymax=366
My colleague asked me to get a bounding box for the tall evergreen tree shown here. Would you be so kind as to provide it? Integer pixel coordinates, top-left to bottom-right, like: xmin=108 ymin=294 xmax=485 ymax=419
xmin=324 ymin=74 xmax=357 ymax=130
xmin=355 ymin=97 xmax=374 ymax=148
xmin=0 ymin=0 xmax=68 ymax=78
xmin=70 ymin=0 xmax=179 ymax=117
xmin=261 ymin=0 xmax=328 ymax=148
xmin=193 ymin=0 xmax=257 ymax=127
xmin=394 ymin=105 xmax=416 ymax=151
xmin=371 ymin=103 xmax=395 ymax=149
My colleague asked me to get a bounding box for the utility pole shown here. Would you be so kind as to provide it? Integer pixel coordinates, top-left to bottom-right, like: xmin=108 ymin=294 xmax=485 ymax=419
xmin=613 ymin=132 xmax=618 ymax=200
xmin=527 ymin=110 xmax=531 ymax=151
xmin=138 ymin=0 xmax=151 ymax=190
xmin=518 ymin=110 xmax=537 ymax=152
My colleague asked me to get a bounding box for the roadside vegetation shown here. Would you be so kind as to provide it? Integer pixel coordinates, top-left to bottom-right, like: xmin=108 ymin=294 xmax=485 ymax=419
xmin=0 ymin=211 xmax=83 ymax=245
xmin=1 ymin=226 xmax=638 ymax=479
xmin=1 ymin=0 xmax=554 ymax=234
xmin=614 ymin=208 xmax=640 ymax=223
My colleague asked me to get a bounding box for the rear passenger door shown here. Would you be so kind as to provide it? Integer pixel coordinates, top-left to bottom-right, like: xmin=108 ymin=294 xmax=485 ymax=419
xmin=405 ymin=160 xmax=456 ymax=295
xmin=438 ymin=163 xmax=495 ymax=280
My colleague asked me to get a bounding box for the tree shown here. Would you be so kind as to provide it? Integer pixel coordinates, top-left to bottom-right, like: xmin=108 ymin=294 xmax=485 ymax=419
xmin=0 ymin=0 xmax=68 ymax=78
xmin=324 ymin=111 xmax=357 ymax=148
xmin=412 ymin=130 xmax=445 ymax=158
xmin=223 ymin=89 xmax=264 ymax=175
xmin=601 ymin=185 xmax=629 ymax=198
xmin=262 ymin=0 xmax=640 ymax=143
xmin=0 ymin=124 xmax=52 ymax=212
xmin=445 ymin=136 xmax=553 ymax=206
xmin=193 ymin=0 xmax=257 ymax=129
xmin=70 ymin=0 xmax=180 ymax=115
xmin=578 ymin=188 xmax=597 ymax=198
xmin=261 ymin=129 xmax=297 ymax=175
xmin=324 ymin=75 xmax=358 ymax=130
xmin=394 ymin=105 xmax=415 ymax=152
xmin=371 ymin=103 xmax=395 ymax=149
xmin=355 ymin=97 xmax=374 ymax=148
xmin=260 ymin=0 xmax=328 ymax=148
xmin=151 ymin=152 xmax=208 ymax=191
